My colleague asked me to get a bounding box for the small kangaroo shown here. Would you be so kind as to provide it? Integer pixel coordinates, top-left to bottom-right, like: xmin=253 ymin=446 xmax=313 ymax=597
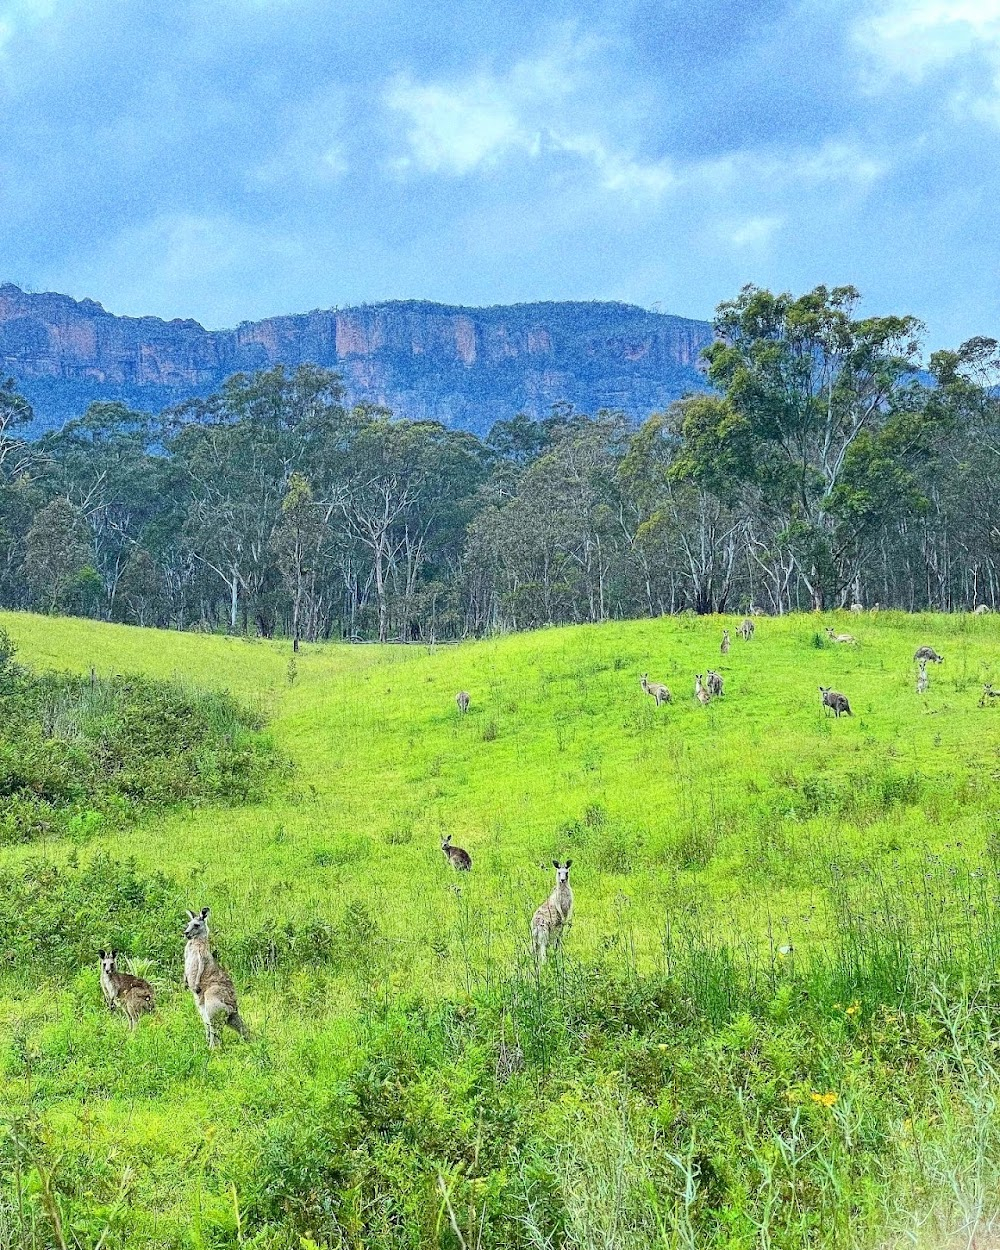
xmin=916 ymin=658 xmax=928 ymax=694
xmin=183 ymin=908 xmax=249 ymax=1049
xmin=98 ymin=950 xmax=155 ymax=1029
xmin=695 ymin=673 xmax=712 ymax=705
xmin=849 ymin=602 xmax=863 ymax=613
xmin=914 ymin=646 xmax=943 ymax=664
xmin=531 ymin=861 xmax=573 ymax=964
xmin=456 ymin=691 xmax=471 ymax=714
xmin=706 ymin=669 xmax=724 ymax=697
xmin=979 ymin=684 xmax=999 ymax=707
xmin=640 ymin=673 xmax=671 ymax=706
xmin=825 ymin=627 xmax=857 ymax=645
xmin=720 ymin=629 xmax=730 ymax=655
xmin=737 ymin=618 xmax=755 ymax=641
xmin=441 ymin=833 xmax=472 ymax=871
xmin=974 ymin=604 xmax=992 ymax=615
xmin=819 ymin=686 xmax=852 ymax=717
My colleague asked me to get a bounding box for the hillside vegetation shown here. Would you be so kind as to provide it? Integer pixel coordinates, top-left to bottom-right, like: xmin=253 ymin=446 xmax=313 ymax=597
xmin=2 ymin=610 xmax=1000 ymax=1248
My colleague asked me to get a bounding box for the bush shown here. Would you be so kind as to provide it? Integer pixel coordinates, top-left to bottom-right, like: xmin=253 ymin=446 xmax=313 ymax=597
xmin=0 ymin=628 xmax=282 ymax=843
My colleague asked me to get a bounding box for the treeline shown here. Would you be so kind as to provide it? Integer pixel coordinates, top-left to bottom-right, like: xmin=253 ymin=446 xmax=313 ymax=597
xmin=1 ymin=284 xmax=999 ymax=640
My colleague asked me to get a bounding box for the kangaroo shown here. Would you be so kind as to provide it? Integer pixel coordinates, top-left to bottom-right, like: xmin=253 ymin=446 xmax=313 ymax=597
xmin=695 ymin=674 xmax=712 ymax=706
xmin=979 ymin=684 xmax=999 ymax=707
xmin=720 ymin=629 xmax=730 ymax=655
xmin=825 ymin=627 xmax=857 ymax=645
xmin=975 ymin=604 xmax=992 ymax=615
xmin=441 ymin=833 xmax=472 ymax=871
xmin=183 ymin=908 xmax=249 ymax=1049
xmin=640 ymin=673 xmax=671 ymax=706
xmin=913 ymin=646 xmax=943 ymax=664
xmin=455 ymin=691 xmax=471 ymax=714
xmin=531 ymin=861 xmax=573 ymax=964
xmin=98 ymin=950 xmax=155 ymax=1029
xmin=737 ymin=618 xmax=755 ymax=641
xmin=916 ymin=659 xmax=928 ymax=694
xmin=819 ymin=686 xmax=852 ymax=717
xmin=706 ymin=669 xmax=724 ymax=697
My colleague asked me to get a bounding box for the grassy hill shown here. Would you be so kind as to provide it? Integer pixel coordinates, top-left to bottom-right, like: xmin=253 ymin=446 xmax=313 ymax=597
xmin=2 ymin=610 xmax=1000 ymax=1248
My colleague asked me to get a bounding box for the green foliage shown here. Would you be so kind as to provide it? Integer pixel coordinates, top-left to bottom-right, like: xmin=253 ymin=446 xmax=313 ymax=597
xmin=0 ymin=626 xmax=279 ymax=843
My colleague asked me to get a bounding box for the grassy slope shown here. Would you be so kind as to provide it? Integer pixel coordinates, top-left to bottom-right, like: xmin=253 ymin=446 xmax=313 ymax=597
xmin=2 ymin=608 xmax=1000 ymax=1242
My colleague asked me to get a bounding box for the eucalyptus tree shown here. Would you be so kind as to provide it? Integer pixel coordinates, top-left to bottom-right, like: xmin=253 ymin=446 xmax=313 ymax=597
xmin=697 ymin=285 xmax=928 ymax=608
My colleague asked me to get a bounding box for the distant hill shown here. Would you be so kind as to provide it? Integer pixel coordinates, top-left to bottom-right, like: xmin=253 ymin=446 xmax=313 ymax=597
xmin=0 ymin=283 xmax=713 ymax=435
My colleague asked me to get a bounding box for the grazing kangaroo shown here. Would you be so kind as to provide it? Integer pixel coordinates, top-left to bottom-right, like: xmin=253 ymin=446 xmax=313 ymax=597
xmin=183 ymin=908 xmax=249 ymax=1049
xmin=819 ymin=686 xmax=852 ymax=717
xmin=98 ymin=950 xmax=155 ymax=1029
xmin=441 ymin=833 xmax=472 ymax=871
xmin=456 ymin=691 xmax=470 ymax=714
xmin=706 ymin=669 xmax=724 ymax=697
xmin=720 ymin=629 xmax=730 ymax=655
xmin=980 ymin=684 xmax=1000 ymax=707
xmin=531 ymin=861 xmax=573 ymax=964
xmin=737 ymin=618 xmax=755 ymax=641
xmin=914 ymin=646 xmax=943 ymax=664
xmin=825 ymin=627 xmax=857 ymax=645
xmin=916 ymin=659 xmax=928 ymax=694
xmin=695 ymin=674 xmax=712 ymax=705
xmin=975 ymin=604 xmax=992 ymax=615
xmin=640 ymin=673 xmax=671 ymax=706
xmin=849 ymin=602 xmax=864 ymax=613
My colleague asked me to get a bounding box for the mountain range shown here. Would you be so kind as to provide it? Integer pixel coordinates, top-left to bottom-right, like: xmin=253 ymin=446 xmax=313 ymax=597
xmin=0 ymin=283 xmax=713 ymax=435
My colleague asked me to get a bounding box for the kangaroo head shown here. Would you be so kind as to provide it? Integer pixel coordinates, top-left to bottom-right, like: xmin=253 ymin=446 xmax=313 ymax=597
xmin=98 ymin=949 xmax=118 ymax=975
xmin=442 ymin=835 xmax=452 ymax=849
xmin=552 ymin=859 xmax=572 ymax=884
xmin=819 ymin=685 xmax=830 ymax=695
xmin=184 ymin=907 xmax=210 ymax=940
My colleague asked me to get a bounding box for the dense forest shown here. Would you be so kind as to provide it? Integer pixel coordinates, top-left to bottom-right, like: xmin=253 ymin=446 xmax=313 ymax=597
xmin=1 ymin=284 xmax=998 ymax=640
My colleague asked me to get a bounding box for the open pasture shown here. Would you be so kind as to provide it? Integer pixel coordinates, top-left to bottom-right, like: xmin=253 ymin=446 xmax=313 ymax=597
xmin=3 ymin=609 xmax=1000 ymax=1248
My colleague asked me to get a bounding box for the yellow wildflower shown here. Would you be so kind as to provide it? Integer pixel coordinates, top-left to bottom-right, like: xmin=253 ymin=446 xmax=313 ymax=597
xmin=845 ymin=1002 xmax=860 ymax=1017
xmin=810 ymin=1091 xmax=838 ymax=1108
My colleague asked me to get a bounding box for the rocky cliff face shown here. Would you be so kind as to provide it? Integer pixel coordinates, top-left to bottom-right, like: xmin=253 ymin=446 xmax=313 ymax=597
xmin=0 ymin=284 xmax=713 ymax=434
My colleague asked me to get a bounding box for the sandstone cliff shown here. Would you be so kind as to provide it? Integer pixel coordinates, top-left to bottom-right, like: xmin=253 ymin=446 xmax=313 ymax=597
xmin=0 ymin=284 xmax=712 ymax=434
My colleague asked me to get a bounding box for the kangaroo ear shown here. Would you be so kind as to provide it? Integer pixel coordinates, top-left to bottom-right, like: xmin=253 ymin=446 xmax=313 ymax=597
xmin=201 ymin=906 xmax=210 ymax=919
xmin=552 ymin=860 xmax=560 ymax=869
xmin=98 ymin=949 xmax=106 ymax=959
xmin=565 ymin=859 xmax=573 ymax=868
xmin=186 ymin=909 xmax=196 ymax=921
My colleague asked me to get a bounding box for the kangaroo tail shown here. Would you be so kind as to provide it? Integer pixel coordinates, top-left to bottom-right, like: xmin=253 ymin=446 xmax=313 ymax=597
xmin=229 ymin=1011 xmax=250 ymax=1039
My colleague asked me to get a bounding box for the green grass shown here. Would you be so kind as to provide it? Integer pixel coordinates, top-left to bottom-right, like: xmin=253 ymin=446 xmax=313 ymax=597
xmin=3 ymin=609 xmax=1000 ymax=1247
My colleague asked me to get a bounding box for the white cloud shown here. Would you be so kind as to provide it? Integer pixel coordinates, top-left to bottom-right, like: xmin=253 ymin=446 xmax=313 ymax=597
xmin=384 ymin=37 xmax=675 ymax=201
xmin=860 ymin=0 xmax=1000 ymax=78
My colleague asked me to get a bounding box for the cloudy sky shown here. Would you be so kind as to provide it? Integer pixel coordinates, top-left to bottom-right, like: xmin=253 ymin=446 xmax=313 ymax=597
xmin=0 ymin=0 xmax=997 ymax=345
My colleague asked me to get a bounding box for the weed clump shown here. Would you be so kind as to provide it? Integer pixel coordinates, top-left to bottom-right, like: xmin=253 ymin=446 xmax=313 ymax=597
xmin=0 ymin=627 xmax=282 ymax=843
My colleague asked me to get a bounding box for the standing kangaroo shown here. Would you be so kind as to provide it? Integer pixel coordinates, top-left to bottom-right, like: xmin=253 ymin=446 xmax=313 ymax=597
xmin=441 ymin=833 xmax=472 ymax=871
xmin=720 ymin=629 xmax=730 ymax=655
xmin=98 ymin=950 xmax=155 ymax=1029
xmin=737 ymin=618 xmax=755 ymax=641
xmin=183 ymin=908 xmax=249 ymax=1049
xmin=695 ymin=674 xmax=712 ymax=705
xmin=456 ymin=691 xmax=471 ymax=714
xmin=706 ymin=669 xmax=724 ymax=697
xmin=819 ymin=686 xmax=852 ymax=717
xmin=916 ymin=659 xmax=928 ymax=694
xmin=531 ymin=861 xmax=573 ymax=964
xmin=640 ymin=673 xmax=671 ymax=706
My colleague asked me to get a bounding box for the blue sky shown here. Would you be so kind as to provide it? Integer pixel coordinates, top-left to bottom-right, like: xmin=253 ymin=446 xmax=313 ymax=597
xmin=0 ymin=0 xmax=998 ymax=346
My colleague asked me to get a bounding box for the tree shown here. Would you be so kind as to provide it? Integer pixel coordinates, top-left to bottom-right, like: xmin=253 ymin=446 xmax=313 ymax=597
xmin=698 ymin=285 xmax=927 ymax=608
xmin=24 ymin=498 xmax=93 ymax=612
